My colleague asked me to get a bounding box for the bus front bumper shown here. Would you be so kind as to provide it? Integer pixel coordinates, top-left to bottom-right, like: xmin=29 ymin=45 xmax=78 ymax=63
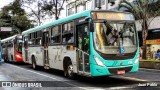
xmin=90 ymin=63 xmax=139 ymax=76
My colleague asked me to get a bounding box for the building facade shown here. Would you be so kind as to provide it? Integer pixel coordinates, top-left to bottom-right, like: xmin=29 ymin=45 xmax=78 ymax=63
xmin=66 ymin=0 xmax=130 ymax=16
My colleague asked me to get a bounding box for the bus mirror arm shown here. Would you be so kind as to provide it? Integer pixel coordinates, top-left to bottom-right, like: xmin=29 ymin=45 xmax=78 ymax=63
xmin=89 ymin=22 xmax=94 ymax=32
xmin=85 ymin=17 xmax=94 ymax=32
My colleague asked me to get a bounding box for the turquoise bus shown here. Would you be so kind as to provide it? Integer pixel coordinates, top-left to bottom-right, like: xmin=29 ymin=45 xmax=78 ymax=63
xmin=22 ymin=10 xmax=139 ymax=78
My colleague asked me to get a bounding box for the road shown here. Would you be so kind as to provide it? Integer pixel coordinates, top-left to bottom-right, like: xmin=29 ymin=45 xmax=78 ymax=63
xmin=0 ymin=62 xmax=160 ymax=90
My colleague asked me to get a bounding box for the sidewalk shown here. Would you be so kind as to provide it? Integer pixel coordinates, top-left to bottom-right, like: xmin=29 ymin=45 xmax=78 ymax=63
xmin=139 ymin=59 xmax=160 ymax=70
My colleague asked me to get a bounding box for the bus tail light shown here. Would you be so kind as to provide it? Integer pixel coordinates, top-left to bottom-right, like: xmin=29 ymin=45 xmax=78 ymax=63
xmin=16 ymin=54 xmax=21 ymax=59
xmin=94 ymin=56 xmax=105 ymax=67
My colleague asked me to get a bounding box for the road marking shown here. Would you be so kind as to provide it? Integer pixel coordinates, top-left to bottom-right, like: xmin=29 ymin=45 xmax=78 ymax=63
xmin=6 ymin=64 xmax=90 ymax=90
xmin=118 ymin=76 xmax=149 ymax=82
xmin=140 ymin=68 xmax=160 ymax=72
xmin=109 ymin=86 xmax=130 ymax=90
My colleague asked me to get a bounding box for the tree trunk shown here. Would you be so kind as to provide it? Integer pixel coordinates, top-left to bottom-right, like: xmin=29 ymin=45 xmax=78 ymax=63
xmin=142 ymin=20 xmax=148 ymax=59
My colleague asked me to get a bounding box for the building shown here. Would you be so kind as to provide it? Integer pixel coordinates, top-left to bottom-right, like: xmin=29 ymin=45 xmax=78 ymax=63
xmin=66 ymin=0 xmax=132 ymax=16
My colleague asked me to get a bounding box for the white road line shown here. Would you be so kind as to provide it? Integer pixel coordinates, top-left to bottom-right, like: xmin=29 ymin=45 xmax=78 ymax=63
xmin=119 ymin=76 xmax=149 ymax=82
xmin=140 ymin=68 xmax=160 ymax=72
xmin=109 ymin=86 xmax=131 ymax=90
xmin=6 ymin=64 xmax=90 ymax=90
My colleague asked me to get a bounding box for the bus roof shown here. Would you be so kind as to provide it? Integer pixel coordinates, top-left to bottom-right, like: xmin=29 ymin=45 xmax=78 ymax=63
xmin=22 ymin=10 xmax=133 ymax=35
xmin=22 ymin=10 xmax=92 ymax=35
xmin=1 ymin=34 xmax=21 ymax=43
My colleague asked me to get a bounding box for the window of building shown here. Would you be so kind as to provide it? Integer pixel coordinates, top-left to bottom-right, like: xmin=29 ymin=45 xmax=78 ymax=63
xmin=95 ymin=0 xmax=105 ymax=8
xmin=67 ymin=2 xmax=75 ymax=16
xmin=76 ymin=4 xmax=83 ymax=13
xmin=85 ymin=1 xmax=92 ymax=10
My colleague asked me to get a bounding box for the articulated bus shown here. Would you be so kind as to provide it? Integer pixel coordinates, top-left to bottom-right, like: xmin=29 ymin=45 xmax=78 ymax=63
xmin=22 ymin=10 xmax=139 ymax=78
xmin=1 ymin=34 xmax=23 ymax=62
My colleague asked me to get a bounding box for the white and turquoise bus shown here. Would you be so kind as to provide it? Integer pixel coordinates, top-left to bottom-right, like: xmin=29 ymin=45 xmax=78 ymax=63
xmin=22 ymin=10 xmax=139 ymax=78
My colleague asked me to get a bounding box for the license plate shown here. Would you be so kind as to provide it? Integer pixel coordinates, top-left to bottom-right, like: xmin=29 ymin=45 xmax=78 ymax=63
xmin=117 ymin=70 xmax=125 ymax=75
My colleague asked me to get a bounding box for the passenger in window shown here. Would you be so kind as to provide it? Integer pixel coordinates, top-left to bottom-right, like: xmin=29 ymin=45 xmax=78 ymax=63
xmin=78 ymin=37 xmax=82 ymax=50
xmin=68 ymin=37 xmax=74 ymax=43
xmin=84 ymin=26 xmax=89 ymax=53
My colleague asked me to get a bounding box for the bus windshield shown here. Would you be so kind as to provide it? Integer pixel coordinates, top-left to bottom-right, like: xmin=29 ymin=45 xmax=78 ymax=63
xmin=93 ymin=21 xmax=137 ymax=54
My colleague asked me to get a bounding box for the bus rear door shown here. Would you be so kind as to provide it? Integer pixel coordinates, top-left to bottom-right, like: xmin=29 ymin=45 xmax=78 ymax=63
xmin=42 ymin=31 xmax=49 ymax=69
xmin=24 ymin=36 xmax=29 ymax=63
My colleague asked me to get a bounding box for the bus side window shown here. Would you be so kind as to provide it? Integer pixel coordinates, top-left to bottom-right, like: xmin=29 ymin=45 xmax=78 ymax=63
xmin=51 ymin=25 xmax=61 ymax=44
xmin=62 ymin=22 xmax=74 ymax=44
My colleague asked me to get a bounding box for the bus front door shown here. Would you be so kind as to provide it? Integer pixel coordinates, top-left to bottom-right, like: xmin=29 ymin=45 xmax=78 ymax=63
xmin=77 ymin=24 xmax=90 ymax=75
xmin=42 ymin=32 xmax=49 ymax=69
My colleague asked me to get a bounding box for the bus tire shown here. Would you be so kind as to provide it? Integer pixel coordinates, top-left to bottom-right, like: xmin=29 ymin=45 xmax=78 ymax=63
xmin=32 ymin=56 xmax=37 ymax=70
xmin=66 ymin=63 xmax=75 ymax=79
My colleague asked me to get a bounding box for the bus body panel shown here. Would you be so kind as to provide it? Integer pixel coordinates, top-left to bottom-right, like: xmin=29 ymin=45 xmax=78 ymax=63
xmin=48 ymin=45 xmax=77 ymax=72
xmin=28 ymin=47 xmax=43 ymax=66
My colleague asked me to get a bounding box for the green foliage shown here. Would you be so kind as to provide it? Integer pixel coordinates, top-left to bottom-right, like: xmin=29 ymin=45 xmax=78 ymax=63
xmin=119 ymin=0 xmax=160 ymax=59
xmin=0 ymin=0 xmax=33 ymax=35
xmin=119 ymin=0 xmax=160 ymax=20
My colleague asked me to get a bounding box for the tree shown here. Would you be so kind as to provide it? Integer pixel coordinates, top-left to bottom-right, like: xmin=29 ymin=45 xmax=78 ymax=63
xmin=21 ymin=0 xmax=47 ymax=26
xmin=0 ymin=0 xmax=33 ymax=35
xmin=119 ymin=0 xmax=160 ymax=59
xmin=42 ymin=0 xmax=65 ymax=20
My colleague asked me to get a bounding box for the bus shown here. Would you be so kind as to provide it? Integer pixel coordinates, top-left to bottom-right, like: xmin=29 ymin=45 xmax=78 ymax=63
xmin=1 ymin=34 xmax=23 ymax=63
xmin=22 ymin=10 xmax=139 ymax=78
xmin=0 ymin=39 xmax=2 ymax=63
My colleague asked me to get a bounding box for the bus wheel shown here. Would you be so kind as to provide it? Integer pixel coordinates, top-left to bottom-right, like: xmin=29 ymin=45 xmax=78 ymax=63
xmin=66 ymin=63 xmax=75 ymax=79
xmin=32 ymin=56 xmax=37 ymax=70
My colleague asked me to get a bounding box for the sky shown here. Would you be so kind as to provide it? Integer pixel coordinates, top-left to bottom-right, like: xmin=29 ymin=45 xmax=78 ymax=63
xmin=0 ymin=0 xmax=14 ymax=9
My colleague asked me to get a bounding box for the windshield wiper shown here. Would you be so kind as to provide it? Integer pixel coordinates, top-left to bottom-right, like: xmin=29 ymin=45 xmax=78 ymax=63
xmin=104 ymin=21 xmax=119 ymax=45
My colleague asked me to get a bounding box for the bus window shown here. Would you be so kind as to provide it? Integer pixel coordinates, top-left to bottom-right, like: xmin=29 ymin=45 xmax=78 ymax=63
xmin=51 ymin=26 xmax=61 ymax=44
xmin=62 ymin=22 xmax=74 ymax=44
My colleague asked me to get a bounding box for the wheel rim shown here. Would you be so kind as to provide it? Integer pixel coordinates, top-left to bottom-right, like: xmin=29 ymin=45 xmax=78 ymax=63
xmin=67 ymin=65 xmax=73 ymax=77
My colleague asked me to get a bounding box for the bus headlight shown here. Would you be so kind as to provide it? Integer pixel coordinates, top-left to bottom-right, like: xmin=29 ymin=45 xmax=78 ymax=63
xmin=94 ymin=56 xmax=105 ymax=67
xmin=134 ymin=58 xmax=139 ymax=64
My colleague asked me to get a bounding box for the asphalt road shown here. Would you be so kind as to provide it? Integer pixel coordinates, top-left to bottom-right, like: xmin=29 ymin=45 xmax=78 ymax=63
xmin=0 ymin=62 xmax=160 ymax=90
